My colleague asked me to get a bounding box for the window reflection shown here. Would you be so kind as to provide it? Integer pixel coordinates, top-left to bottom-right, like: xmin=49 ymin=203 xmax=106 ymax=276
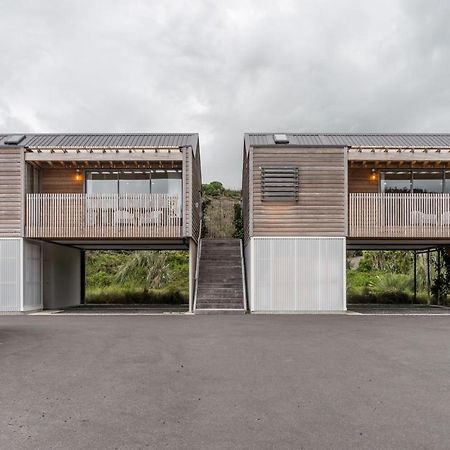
xmin=445 ymin=172 xmax=450 ymax=193
xmin=119 ymin=171 xmax=151 ymax=194
xmin=85 ymin=169 xmax=182 ymax=197
xmin=381 ymin=170 xmax=449 ymax=194
xmin=86 ymin=171 xmax=119 ymax=194
xmin=381 ymin=171 xmax=411 ymax=193
xmin=151 ymin=170 xmax=182 ymax=197
xmin=412 ymin=171 xmax=443 ymax=193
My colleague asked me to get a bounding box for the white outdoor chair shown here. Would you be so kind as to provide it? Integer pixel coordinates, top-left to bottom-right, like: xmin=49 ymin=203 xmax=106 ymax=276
xmin=410 ymin=211 xmax=436 ymax=225
xmin=139 ymin=210 xmax=163 ymax=225
xmin=441 ymin=211 xmax=450 ymax=225
xmin=113 ymin=210 xmax=135 ymax=225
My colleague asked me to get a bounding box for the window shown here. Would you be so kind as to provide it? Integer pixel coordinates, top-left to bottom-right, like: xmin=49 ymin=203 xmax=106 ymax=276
xmin=412 ymin=171 xmax=443 ymax=193
xmin=86 ymin=171 xmax=119 ymax=194
xmin=381 ymin=171 xmax=412 ymax=193
xmin=445 ymin=172 xmax=450 ymax=193
xmin=119 ymin=171 xmax=151 ymax=194
xmin=261 ymin=167 xmax=299 ymax=201
xmin=85 ymin=169 xmax=182 ymax=196
xmin=381 ymin=170 xmax=447 ymax=194
xmin=151 ymin=170 xmax=182 ymax=197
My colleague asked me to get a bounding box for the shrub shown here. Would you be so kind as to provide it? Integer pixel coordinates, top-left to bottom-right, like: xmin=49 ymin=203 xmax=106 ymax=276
xmin=85 ymin=285 xmax=187 ymax=305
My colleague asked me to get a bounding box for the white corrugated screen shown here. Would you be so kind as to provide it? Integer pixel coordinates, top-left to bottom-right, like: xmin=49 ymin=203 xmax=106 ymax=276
xmin=244 ymin=242 xmax=252 ymax=308
xmin=23 ymin=240 xmax=42 ymax=311
xmin=0 ymin=239 xmax=22 ymax=312
xmin=251 ymin=237 xmax=345 ymax=312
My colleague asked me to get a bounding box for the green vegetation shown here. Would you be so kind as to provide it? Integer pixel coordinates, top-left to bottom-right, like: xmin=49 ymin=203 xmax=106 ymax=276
xmin=85 ymin=250 xmax=188 ymax=304
xmin=202 ymin=181 xmax=239 ymax=198
xmin=232 ymin=202 xmax=243 ymax=239
xmin=202 ymin=181 xmax=242 ymax=238
xmin=347 ymin=250 xmax=449 ymax=305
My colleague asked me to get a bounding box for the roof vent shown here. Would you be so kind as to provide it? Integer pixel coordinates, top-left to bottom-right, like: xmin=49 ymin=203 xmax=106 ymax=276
xmin=273 ymin=134 xmax=289 ymax=144
xmin=4 ymin=134 xmax=26 ymax=145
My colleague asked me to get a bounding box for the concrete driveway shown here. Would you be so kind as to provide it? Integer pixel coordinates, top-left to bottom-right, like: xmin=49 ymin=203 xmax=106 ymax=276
xmin=0 ymin=315 xmax=449 ymax=450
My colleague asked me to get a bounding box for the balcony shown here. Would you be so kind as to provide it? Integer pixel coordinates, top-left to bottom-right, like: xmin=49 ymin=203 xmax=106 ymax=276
xmin=349 ymin=193 xmax=450 ymax=238
xmin=26 ymin=193 xmax=182 ymax=239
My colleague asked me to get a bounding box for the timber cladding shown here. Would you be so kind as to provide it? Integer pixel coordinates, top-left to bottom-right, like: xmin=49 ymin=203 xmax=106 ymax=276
xmin=0 ymin=148 xmax=24 ymax=237
xmin=348 ymin=168 xmax=379 ymax=193
xmin=250 ymin=147 xmax=346 ymax=237
xmin=41 ymin=169 xmax=84 ymax=194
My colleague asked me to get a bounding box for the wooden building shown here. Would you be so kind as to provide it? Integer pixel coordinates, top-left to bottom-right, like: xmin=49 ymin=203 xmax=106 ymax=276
xmin=0 ymin=133 xmax=201 ymax=312
xmin=242 ymin=133 xmax=450 ymax=312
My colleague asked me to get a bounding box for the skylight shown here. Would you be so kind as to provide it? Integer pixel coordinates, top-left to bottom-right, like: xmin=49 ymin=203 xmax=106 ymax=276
xmin=273 ymin=134 xmax=289 ymax=144
xmin=4 ymin=135 xmax=26 ymax=145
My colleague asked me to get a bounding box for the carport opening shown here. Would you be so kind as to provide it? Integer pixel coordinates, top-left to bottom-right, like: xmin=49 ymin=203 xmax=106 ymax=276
xmin=83 ymin=250 xmax=189 ymax=308
xmin=347 ymin=248 xmax=450 ymax=308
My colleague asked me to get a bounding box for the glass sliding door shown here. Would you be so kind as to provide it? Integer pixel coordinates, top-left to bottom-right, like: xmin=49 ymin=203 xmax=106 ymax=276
xmin=444 ymin=172 xmax=450 ymax=193
xmin=381 ymin=171 xmax=412 ymax=193
xmin=412 ymin=171 xmax=443 ymax=193
xmin=118 ymin=171 xmax=151 ymax=194
xmin=380 ymin=169 xmax=449 ymax=194
xmin=151 ymin=169 xmax=182 ymax=215
xmin=86 ymin=171 xmax=119 ymax=194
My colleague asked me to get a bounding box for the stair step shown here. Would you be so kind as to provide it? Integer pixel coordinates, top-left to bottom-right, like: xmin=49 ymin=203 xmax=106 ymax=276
xmin=194 ymin=309 xmax=246 ymax=315
xmin=196 ymin=302 xmax=245 ymax=309
xmin=197 ymin=297 xmax=244 ymax=303
xmin=195 ymin=239 xmax=244 ymax=315
xmin=197 ymin=291 xmax=243 ymax=298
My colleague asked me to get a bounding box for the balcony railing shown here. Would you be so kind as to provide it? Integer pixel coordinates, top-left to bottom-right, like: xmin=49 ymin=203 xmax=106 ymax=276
xmin=349 ymin=193 xmax=450 ymax=238
xmin=26 ymin=193 xmax=182 ymax=239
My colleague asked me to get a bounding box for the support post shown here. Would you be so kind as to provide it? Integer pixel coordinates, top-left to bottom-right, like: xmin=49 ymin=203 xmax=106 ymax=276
xmin=188 ymin=239 xmax=197 ymax=313
xmin=80 ymin=250 xmax=86 ymax=305
xmin=437 ymin=248 xmax=442 ymax=305
xmin=413 ymin=250 xmax=417 ymax=304
xmin=427 ymin=249 xmax=431 ymax=305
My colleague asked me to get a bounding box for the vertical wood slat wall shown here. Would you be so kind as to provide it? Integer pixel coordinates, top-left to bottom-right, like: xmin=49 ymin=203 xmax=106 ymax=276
xmin=26 ymin=193 xmax=182 ymax=239
xmin=242 ymin=149 xmax=250 ymax=242
xmin=190 ymin=146 xmax=202 ymax=242
xmin=182 ymin=148 xmax=191 ymax=238
xmin=349 ymin=193 xmax=450 ymax=238
xmin=0 ymin=148 xmax=24 ymax=237
xmin=250 ymin=147 xmax=347 ymax=237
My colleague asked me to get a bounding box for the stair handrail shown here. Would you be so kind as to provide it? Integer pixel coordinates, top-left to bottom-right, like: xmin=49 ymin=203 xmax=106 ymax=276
xmin=239 ymin=239 xmax=248 ymax=311
xmin=193 ymin=221 xmax=202 ymax=312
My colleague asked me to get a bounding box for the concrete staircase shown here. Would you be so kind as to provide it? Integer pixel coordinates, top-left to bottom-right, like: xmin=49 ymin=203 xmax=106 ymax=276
xmin=194 ymin=239 xmax=246 ymax=314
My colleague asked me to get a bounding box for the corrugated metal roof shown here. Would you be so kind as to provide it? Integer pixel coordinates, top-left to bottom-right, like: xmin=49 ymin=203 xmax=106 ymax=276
xmin=246 ymin=133 xmax=450 ymax=148
xmin=0 ymin=133 xmax=199 ymax=149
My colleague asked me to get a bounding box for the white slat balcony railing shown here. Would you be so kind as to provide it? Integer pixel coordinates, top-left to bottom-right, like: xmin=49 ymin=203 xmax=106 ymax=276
xmin=349 ymin=193 xmax=450 ymax=238
xmin=26 ymin=193 xmax=182 ymax=239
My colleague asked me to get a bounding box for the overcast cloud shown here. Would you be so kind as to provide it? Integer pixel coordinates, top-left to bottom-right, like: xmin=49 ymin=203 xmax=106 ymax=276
xmin=1 ymin=0 xmax=449 ymax=187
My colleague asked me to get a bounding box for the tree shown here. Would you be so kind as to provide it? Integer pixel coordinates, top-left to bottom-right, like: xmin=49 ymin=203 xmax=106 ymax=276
xmin=202 ymin=181 xmax=225 ymax=197
xmin=431 ymin=248 xmax=450 ymax=303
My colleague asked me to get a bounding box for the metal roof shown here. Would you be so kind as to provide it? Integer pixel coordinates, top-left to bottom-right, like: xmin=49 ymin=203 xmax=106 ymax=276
xmin=245 ymin=133 xmax=450 ymax=148
xmin=0 ymin=133 xmax=199 ymax=150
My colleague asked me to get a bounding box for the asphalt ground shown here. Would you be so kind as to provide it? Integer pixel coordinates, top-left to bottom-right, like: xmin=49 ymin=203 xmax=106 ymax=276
xmin=1 ymin=314 xmax=449 ymax=449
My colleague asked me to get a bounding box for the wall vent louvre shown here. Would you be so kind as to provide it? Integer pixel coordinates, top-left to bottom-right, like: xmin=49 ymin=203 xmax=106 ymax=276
xmin=261 ymin=167 xmax=299 ymax=202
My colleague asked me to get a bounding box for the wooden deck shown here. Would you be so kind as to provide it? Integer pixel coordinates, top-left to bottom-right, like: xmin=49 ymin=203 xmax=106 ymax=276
xmin=26 ymin=193 xmax=182 ymax=239
xmin=349 ymin=193 xmax=450 ymax=238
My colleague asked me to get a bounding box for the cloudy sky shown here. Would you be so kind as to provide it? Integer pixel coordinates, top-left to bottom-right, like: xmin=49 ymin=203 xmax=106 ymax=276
xmin=1 ymin=0 xmax=449 ymax=187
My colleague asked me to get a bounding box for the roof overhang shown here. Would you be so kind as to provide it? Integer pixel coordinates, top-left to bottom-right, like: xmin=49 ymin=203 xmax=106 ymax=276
xmin=348 ymin=146 xmax=450 ymax=161
xmin=25 ymin=146 xmax=183 ymax=162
